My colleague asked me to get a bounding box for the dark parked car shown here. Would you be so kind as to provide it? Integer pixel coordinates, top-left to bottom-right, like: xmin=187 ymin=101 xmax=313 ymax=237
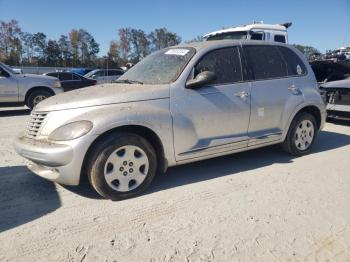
xmin=310 ymin=60 xmax=350 ymax=83
xmin=44 ymin=72 xmax=97 ymax=91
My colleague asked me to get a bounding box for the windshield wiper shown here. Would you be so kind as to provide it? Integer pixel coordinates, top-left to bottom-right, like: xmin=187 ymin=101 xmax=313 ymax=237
xmin=114 ymin=79 xmax=143 ymax=84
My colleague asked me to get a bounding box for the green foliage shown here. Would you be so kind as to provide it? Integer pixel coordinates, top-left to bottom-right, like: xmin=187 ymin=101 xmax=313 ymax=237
xmin=293 ymin=44 xmax=320 ymax=60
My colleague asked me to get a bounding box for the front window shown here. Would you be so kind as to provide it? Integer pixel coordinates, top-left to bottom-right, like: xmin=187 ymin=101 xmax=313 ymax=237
xmin=118 ymin=47 xmax=195 ymax=85
xmin=207 ymin=31 xmax=248 ymax=41
xmin=194 ymin=47 xmax=243 ymax=85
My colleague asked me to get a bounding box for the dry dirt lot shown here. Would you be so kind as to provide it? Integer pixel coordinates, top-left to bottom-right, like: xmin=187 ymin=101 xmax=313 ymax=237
xmin=0 ymin=108 xmax=349 ymax=262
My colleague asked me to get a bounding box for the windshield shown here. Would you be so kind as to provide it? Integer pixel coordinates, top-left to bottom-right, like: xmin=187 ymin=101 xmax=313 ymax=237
xmin=207 ymin=31 xmax=248 ymax=41
xmin=118 ymin=47 xmax=196 ymax=85
xmin=0 ymin=62 xmax=16 ymax=75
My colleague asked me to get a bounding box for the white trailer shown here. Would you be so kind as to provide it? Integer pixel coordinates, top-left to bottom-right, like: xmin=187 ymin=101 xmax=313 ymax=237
xmin=204 ymin=22 xmax=292 ymax=44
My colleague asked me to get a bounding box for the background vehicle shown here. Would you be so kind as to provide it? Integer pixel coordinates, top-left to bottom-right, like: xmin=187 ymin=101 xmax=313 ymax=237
xmin=204 ymin=22 xmax=291 ymax=43
xmin=0 ymin=62 xmax=63 ymax=109
xmin=320 ymin=77 xmax=350 ymax=120
xmin=44 ymin=72 xmax=97 ymax=92
xmin=310 ymin=60 xmax=350 ymax=83
xmin=84 ymin=69 xmax=124 ymax=84
xmin=14 ymin=41 xmax=325 ymax=200
xmin=69 ymin=68 xmax=94 ymax=76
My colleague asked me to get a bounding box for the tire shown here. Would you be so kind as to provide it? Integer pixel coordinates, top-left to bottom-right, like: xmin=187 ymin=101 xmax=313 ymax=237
xmin=87 ymin=133 xmax=158 ymax=200
xmin=282 ymin=112 xmax=318 ymax=156
xmin=27 ymin=90 xmax=52 ymax=109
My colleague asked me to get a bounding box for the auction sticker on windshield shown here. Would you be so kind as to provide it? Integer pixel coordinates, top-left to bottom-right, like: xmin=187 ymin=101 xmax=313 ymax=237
xmin=165 ymin=49 xmax=190 ymax=56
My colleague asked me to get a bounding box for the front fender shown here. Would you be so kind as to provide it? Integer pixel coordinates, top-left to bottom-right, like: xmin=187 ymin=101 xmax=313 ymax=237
xmin=85 ymin=100 xmax=176 ymax=166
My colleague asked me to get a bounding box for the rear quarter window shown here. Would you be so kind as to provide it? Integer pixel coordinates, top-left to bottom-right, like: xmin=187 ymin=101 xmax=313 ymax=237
xmin=278 ymin=47 xmax=307 ymax=76
xmin=274 ymin=35 xmax=286 ymax=43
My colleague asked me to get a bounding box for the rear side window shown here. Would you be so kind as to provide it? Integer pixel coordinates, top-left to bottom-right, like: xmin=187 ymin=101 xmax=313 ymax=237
xmin=244 ymin=45 xmax=287 ymax=80
xmin=94 ymin=71 xmax=105 ymax=77
xmin=59 ymin=73 xmax=75 ymax=81
xmin=72 ymin=74 xmax=81 ymax=80
xmin=274 ymin=35 xmax=286 ymax=43
xmin=194 ymin=47 xmax=242 ymax=85
xmin=251 ymin=32 xmax=264 ymax=40
xmin=278 ymin=47 xmax=307 ymax=76
xmin=107 ymin=70 xmax=123 ymax=76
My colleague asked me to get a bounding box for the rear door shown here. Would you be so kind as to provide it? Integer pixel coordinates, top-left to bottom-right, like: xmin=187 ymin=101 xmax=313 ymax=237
xmin=243 ymin=45 xmax=304 ymax=146
xmin=171 ymin=46 xmax=251 ymax=160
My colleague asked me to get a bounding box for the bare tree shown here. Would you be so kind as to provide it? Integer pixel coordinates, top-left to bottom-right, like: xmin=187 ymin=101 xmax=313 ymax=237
xmin=148 ymin=28 xmax=181 ymax=51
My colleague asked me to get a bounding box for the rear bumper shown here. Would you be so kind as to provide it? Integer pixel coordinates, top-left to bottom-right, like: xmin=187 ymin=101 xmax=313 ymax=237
xmin=14 ymin=134 xmax=97 ymax=185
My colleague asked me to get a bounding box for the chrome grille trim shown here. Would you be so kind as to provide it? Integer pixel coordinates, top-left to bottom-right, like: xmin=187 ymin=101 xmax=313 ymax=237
xmin=26 ymin=112 xmax=48 ymax=138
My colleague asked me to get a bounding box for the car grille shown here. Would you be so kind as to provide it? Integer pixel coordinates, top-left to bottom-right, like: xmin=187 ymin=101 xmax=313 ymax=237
xmin=26 ymin=112 xmax=48 ymax=138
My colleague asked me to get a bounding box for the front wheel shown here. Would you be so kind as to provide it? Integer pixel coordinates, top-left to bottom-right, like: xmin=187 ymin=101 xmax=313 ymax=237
xmin=87 ymin=133 xmax=158 ymax=200
xmin=282 ymin=112 xmax=318 ymax=156
xmin=27 ymin=90 xmax=52 ymax=109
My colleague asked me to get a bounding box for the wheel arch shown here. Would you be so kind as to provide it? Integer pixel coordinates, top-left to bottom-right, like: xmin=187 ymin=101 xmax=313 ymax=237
xmin=25 ymin=86 xmax=55 ymax=106
xmin=81 ymin=124 xmax=168 ymax=184
xmin=285 ymin=104 xmax=323 ymax=140
xmin=298 ymin=105 xmax=322 ymax=129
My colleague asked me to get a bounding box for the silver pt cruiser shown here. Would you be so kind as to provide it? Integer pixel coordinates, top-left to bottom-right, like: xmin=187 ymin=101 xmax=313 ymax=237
xmin=14 ymin=40 xmax=326 ymax=200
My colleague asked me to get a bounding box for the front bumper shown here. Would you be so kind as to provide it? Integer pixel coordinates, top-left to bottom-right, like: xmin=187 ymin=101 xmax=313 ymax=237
xmin=14 ymin=134 xmax=97 ymax=185
xmin=14 ymin=136 xmax=73 ymax=167
xmin=326 ymin=104 xmax=350 ymax=120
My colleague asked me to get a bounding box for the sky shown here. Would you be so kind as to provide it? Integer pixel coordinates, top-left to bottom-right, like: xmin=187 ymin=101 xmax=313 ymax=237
xmin=0 ymin=0 xmax=349 ymax=55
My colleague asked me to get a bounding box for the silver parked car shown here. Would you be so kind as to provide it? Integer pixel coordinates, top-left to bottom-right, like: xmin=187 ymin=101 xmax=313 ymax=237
xmin=14 ymin=40 xmax=326 ymax=200
xmin=84 ymin=69 xmax=124 ymax=84
xmin=0 ymin=62 xmax=63 ymax=109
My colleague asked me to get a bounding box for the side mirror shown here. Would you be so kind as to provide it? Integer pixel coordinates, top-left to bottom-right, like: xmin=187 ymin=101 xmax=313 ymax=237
xmin=186 ymin=71 xmax=216 ymax=89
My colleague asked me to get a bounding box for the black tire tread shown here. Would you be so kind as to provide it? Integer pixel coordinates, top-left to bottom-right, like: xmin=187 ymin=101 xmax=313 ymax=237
xmin=86 ymin=132 xmax=157 ymax=200
xmin=282 ymin=112 xmax=317 ymax=156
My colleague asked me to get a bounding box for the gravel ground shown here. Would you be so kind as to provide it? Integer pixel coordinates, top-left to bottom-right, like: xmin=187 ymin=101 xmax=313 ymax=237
xmin=0 ymin=108 xmax=349 ymax=262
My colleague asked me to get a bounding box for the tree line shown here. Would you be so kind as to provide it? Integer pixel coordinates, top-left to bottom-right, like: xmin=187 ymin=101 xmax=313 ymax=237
xmin=1 ymin=19 xmax=326 ymax=68
xmin=0 ymin=19 xmax=182 ymax=68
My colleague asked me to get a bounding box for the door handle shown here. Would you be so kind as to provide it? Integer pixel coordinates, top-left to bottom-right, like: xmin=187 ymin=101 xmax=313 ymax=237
xmin=288 ymin=85 xmax=302 ymax=95
xmin=234 ymin=91 xmax=250 ymax=99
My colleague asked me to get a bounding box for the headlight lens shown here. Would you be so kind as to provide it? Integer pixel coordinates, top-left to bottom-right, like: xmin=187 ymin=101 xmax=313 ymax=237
xmin=48 ymin=121 xmax=93 ymax=141
xmin=53 ymin=80 xmax=61 ymax=88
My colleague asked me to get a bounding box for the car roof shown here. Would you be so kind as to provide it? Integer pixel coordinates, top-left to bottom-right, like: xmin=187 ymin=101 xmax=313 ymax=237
xmin=172 ymin=39 xmax=291 ymax=51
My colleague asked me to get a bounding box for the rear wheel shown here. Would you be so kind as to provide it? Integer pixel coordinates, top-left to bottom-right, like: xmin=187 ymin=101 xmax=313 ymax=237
xmin=27 ymin=90 xmax=52 ymax=109
xmin=282 ymin=112 xmax=317 ymax=156
xmin=87 ymin=133 xmax=157 ymax=200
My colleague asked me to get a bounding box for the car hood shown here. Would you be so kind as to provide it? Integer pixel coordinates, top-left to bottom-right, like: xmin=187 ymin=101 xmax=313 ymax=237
xmin=19 ymin=73 xmax=57 ymax=81
xmin=35 ymin=83 xmax=170 ymax=111
xmin=320 ymin=79 xmax=350 ymax=89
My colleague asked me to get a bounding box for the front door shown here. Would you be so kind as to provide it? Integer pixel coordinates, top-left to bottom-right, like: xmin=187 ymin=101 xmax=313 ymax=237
xmin=171 ymin=47 xmax=251 ymax=161
xmin=0 ymin=67 xmax=18 ymax=103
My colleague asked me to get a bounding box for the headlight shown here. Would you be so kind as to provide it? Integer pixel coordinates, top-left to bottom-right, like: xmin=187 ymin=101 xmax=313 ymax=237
xmin=48 ymin=121 xmax=93 ymax=141
xmin=53 ymin=80 xmax=61 ymax=88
